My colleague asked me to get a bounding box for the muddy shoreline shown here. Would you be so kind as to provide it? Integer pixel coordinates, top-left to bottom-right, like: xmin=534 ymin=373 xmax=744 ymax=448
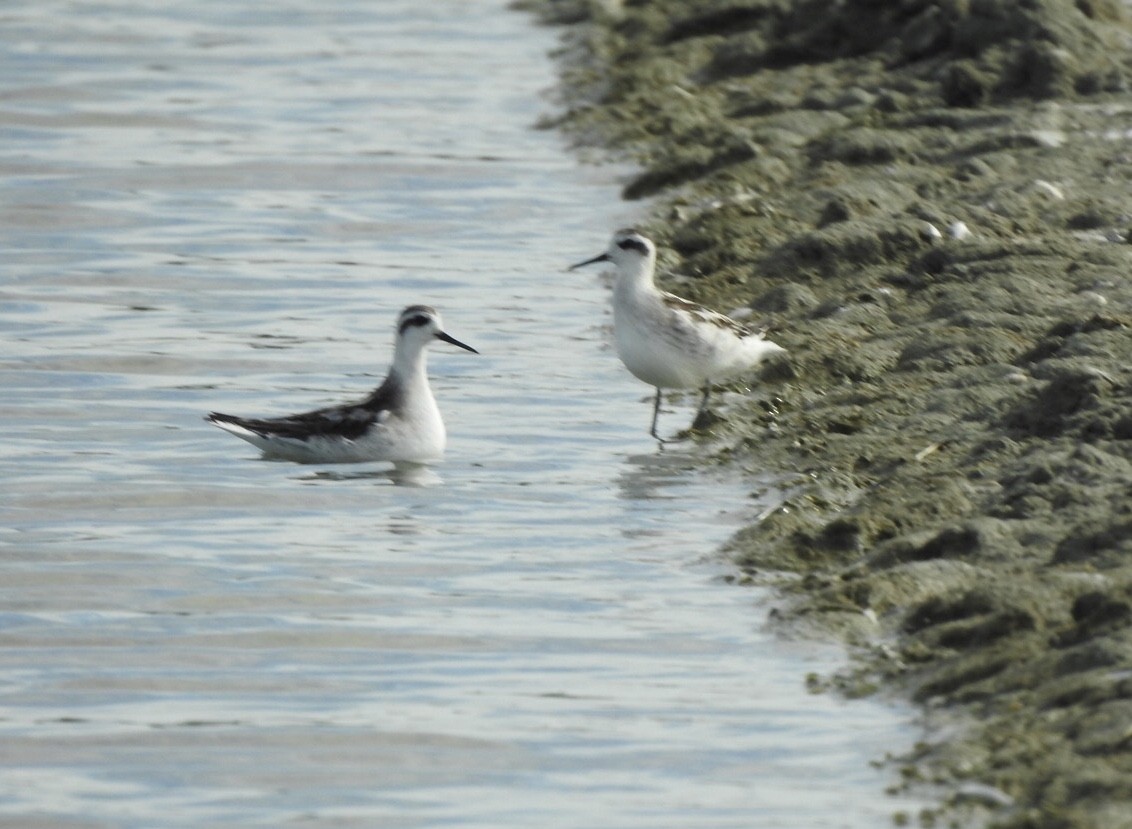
xmin=521 ymin=1 xmax=1132 ymax=826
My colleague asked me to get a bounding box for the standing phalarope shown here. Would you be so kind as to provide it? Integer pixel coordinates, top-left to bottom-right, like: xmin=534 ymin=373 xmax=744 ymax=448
xmin=571 ymin=228 xmax=785 ymax=440
xmin=206 ymin=305 xmax=478 ymax=464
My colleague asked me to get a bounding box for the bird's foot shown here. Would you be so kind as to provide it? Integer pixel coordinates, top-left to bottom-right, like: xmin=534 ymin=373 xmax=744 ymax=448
xmin=689 ymin=407 xmax=725 ymax=434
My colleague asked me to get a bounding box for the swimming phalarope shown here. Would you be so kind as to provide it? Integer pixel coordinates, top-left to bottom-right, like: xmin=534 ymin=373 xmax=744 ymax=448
xmin=571 ymin=229 xmax=785 ymax=440
xmin=207 ymin=305 xmax=478 ymax=464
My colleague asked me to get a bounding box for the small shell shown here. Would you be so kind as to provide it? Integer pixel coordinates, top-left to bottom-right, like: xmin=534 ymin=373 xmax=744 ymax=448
xmin=919 ymin=221 xmax=943 ymax=242
xmin=1078 ymin=290 xmax=1108 ymax=307
xmin=947 ymin=220 xmax=971 ymax=240
xmin=1031 ymin=179 xmax=1065 ymax=201
xmin=954 ymin=782 xmax=1015 ymax=809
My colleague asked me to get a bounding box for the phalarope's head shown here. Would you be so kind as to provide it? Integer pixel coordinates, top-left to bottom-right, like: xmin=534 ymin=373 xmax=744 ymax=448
xmin=396 ymin=305 xmax=478 ymax=354
xmin=569 ymin=228 xmax=655 ymax=271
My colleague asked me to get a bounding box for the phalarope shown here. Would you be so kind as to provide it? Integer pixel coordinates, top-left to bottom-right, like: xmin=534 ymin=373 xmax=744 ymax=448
xmin=571 ymin=228 xmax=785 ymax=439
xmin=207 ymin=305 xmax=477 ymax=464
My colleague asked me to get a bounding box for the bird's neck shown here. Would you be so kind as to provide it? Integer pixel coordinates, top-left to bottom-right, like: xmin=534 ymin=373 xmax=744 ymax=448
xmin=616 ymin=256 xmax=658 ymax=296
xmin=391 ymin=345 xmax=429 ymax=386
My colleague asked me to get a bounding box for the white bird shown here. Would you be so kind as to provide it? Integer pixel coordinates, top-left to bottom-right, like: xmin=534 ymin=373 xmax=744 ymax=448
xmin=571 ymin=228 xmax=785 ymax=440
xmin=207 ymin=305 xmax=477 ymax=465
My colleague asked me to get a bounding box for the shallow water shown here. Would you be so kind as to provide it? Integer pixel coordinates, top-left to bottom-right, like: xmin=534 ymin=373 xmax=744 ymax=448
xmin=1 ymin=2 xmax=924 ymax=826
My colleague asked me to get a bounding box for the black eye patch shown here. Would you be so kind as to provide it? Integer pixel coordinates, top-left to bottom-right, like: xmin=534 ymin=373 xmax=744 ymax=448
xmin=616 ymin=237 xmax=649 ymax=255
xmin=399 ymin=314 xmax=431 ymax=334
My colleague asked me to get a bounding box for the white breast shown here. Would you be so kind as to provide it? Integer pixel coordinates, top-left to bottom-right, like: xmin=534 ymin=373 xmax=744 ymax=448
xmin=367 ymin=393 xmax=446 ymax=463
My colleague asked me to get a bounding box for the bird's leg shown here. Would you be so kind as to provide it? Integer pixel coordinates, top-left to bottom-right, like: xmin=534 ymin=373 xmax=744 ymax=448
xmin=648 ymin=387 xmax=665 ymax=442
xmin=696 ymin=386 xmax=711 ymax=416
xmin=690 ymin=385 xmax=720 ymax=433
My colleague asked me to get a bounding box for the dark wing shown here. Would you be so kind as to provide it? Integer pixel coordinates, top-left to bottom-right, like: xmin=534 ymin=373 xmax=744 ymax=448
xmin=205 ymin=406 xmax=377 ymax=441
xmin=207 ymin=375 xmax=401 ymax=442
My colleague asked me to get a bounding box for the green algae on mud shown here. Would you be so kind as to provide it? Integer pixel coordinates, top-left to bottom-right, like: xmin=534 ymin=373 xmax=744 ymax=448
xmin=523 ymin=1 xmax=1132 ymax=827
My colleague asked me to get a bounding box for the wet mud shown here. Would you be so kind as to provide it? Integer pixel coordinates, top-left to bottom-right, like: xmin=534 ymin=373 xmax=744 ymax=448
xmin=520 ymin=1 xmax=1132 ymax=826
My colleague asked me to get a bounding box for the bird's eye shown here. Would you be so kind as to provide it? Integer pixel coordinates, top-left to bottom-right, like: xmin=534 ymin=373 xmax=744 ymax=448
xmin=616 ymin=238 xmax=648 ymax=255
xmin=399 ymin=313 xmax=433 ymax=335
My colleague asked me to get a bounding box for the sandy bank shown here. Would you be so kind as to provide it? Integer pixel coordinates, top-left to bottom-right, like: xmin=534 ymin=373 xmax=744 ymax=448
xmin=522 ymin=1 xmax=1132 ymax=826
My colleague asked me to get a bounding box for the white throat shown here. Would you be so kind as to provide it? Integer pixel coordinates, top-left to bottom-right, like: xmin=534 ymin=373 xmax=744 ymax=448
xmin=615 ymin=252 xmax=658 ymax=298
xmin=391 ymin=339 xmax=430 ymax=382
